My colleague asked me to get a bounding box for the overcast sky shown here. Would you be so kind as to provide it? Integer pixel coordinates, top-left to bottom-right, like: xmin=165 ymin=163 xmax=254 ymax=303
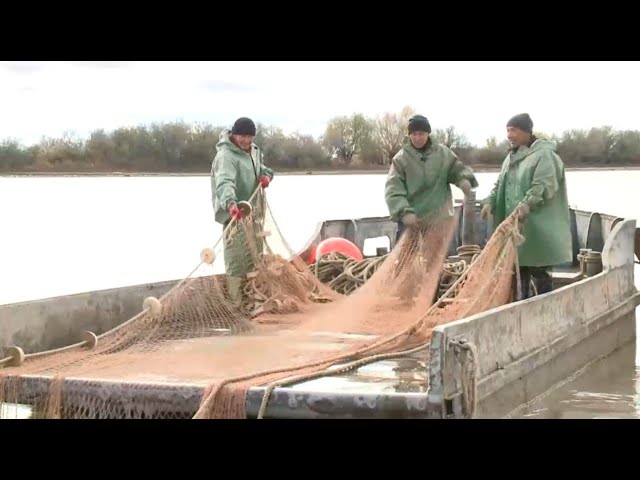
xmin=1 ymin=61 xmax=639 ymax=147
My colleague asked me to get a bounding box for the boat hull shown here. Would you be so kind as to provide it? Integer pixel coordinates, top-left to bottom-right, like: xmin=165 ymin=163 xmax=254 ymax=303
xmin=1 ymin=203 xmax=638 ymax=419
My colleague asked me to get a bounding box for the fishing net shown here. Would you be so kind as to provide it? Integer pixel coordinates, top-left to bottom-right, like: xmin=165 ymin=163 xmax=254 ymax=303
xmin=0 ymin=187 xmax=523 ymax=419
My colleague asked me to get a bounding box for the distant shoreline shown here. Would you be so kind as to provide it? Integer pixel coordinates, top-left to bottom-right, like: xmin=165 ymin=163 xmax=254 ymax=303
xmin=2 ymin=165 xmax=640 ymax=177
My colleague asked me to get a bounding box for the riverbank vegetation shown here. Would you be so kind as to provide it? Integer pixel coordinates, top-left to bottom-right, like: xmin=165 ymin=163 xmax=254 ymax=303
xmin=2 ymin=106 xmax=639 ymax=173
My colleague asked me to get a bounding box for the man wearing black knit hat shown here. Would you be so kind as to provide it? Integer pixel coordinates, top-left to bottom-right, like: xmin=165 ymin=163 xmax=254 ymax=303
xmin=211 ymin=117 xmax=274 ymax=308
xmin=481 ymin=113 xmax=571 ymax=300
xmin=385 ymin=114 xmax=479 ymax=241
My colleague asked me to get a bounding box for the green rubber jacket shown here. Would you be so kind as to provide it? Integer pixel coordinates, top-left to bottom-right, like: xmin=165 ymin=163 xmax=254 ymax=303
xmin=483 ymin=138 xmax=572 ymax=267
xmin=385 ymin=138 xmax=478 ymax=222
xmin=210 ymin=129 xmax=274 ymax=225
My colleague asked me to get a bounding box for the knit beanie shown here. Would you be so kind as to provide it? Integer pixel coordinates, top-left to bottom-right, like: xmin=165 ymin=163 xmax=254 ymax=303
xmin=506 ymin=113 xmax=533 ymax=133
xmin=231 ymin=117 xmax=257 ymax=136
xmin=408 ymin=114 xmax=431 ymax=134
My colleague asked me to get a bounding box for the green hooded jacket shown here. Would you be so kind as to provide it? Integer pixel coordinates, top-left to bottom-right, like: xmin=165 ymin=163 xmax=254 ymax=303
xmin=211 ymin=129 xmax=274 ymax=225
xmin=385 ymin=138 xmax=479 ymax=222
xmin=483 ymin=138 xmax=572 ymax=267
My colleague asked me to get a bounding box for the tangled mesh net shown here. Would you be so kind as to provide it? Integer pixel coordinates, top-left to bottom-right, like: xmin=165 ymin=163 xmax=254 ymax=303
xmin=0 ymin=187 xmax=523 ymax=419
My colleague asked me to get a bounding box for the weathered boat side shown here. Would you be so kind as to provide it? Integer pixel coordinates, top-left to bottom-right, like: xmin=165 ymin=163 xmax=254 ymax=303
xmin=0 ymin=280 xmax=178 ymax=354
xmin=428 ymin=217 xmax=638 ymax=418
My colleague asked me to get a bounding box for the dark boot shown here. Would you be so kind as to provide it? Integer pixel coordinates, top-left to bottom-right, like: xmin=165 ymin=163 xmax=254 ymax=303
xmin=532 ymin=267 xmax=553 ymax=295
xmin=513 ymin=267 xmax=532 ymax=301
xmin=227 ymin=276 xmax=244 ymax=309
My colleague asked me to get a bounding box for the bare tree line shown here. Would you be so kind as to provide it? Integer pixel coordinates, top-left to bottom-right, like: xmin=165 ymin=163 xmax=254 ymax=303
xmin=2 ymin=106 xmax=639 ymax=173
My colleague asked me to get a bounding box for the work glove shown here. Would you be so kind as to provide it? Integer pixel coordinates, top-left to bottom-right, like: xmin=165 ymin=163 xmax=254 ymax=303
xmin=458 ymin=179 xmax=472 ymax=196
xmin=480 ymin=204 xmax=492 ymax=221
xmin=517 ymin=203 xmax=530 ymax=223
xmin=258 ymin=175 xmax=271 ymax=188
xmin=401 ymin=212 xmax=418 ymax=226
xmin=228 ymin=203 xmax=244 ymax=220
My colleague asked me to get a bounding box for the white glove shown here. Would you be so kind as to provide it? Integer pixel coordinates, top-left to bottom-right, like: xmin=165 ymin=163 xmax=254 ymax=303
xmin=480 ymin=204 xmax=492 ymax=221
xmin=459 ymin=179 xmax=472 ymax=196
xmin=402 ymin=212 xmax=418 ymax=226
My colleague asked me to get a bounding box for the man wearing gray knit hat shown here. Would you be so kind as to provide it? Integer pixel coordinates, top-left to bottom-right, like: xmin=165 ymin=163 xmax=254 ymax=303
xmin=481 ymin=113 xmax=572 ymax=300
xmin=385 ymin=114 xmax=478 ymax=242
